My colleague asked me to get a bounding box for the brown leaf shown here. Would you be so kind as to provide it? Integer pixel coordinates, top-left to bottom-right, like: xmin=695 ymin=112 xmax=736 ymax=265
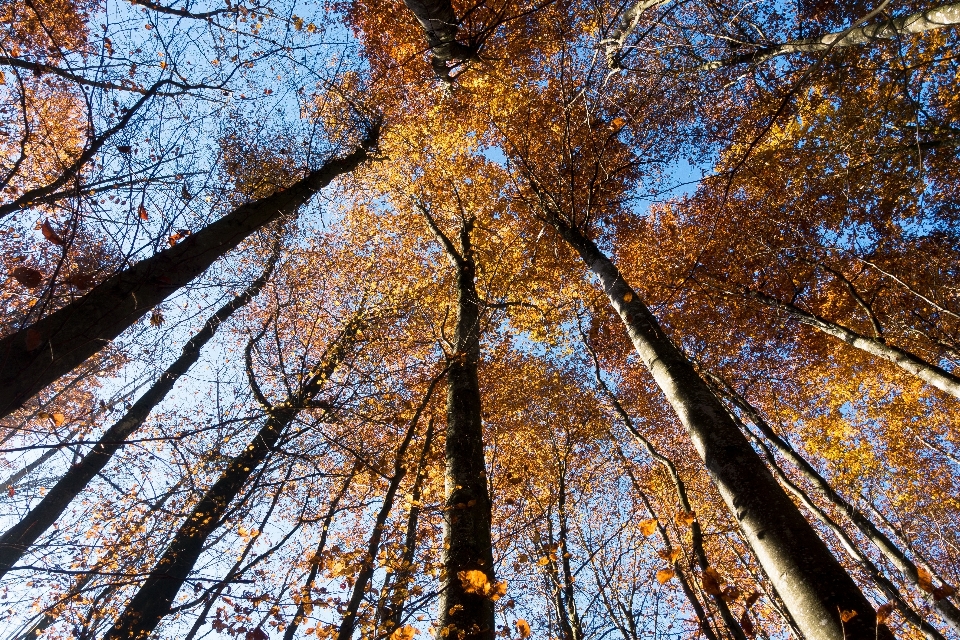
xmin=41 ymin=220 xmax=65 ymax=246
xmin=655 ymin=568 xmax=675 ymax=584
xmin=933 ymin=584 xmax=956 ymax=601
xmin=876 ymin=603 xmax=894 ymax=624
xmin=11 ymin=266 xmax=43 ymax=288
xmin=744 ymin=590 xmax=760 ymax=609
xmin=149 ymin=311 xmax=164 ymax=326
xmin=917 ymin=566 xmax=935 ymax=593
xmin=739 ymin=611 xmax=755 ymax=637
xmin=66 ymin=273 xmax=95 ymax=289
xmin=720 ymin=586 xmax=741 ymax=602
xmin=657 ymin=547 xmax=681 ymax=564
xmin=675 ymin=511 xmax=696 ymax=527
xmin=702 ymin=567 xmax=723 ymax=596
xmin=25 ymin=328 xmax=43 ymax=351
xmin=138 ymin=204 xmax=149 ymax=220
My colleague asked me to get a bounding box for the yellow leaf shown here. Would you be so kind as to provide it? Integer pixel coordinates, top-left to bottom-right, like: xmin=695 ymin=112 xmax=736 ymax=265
xmin=657 ymin=547 xmax=681 ymax=564
xmin=675 ymin=511 xmax=696 ymax=527
xmin=656 ymin=568 xmax=675 ymax=584
xmin=639 ymin=519 xmax=658 ymax=536
xmin=52 ymin=413 xmax=65 ymax=426
xmin=390 ymin=626 xmax=417 ymax=640
xmin=839 ymin=609 xmax=858 ymax=623
xmin=917 ymin=566 xmax=935 ymax=593
xmin=622 ymin=291 xmax=633 ymax=302
xmin=537 ymin=557 xmax=550 ymax=566
xmin=516 ymin=619 xmax=531 ymax=639
xmin=876 ymin=603 xmax=894 ymax=624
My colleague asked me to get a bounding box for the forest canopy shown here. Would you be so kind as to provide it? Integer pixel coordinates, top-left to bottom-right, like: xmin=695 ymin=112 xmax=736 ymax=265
xmin=0 ymin=0 xmax=958 ymax=639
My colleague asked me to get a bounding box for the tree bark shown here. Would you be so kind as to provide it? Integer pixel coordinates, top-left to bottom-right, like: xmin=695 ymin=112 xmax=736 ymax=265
xmin=548 ymin=215 xmax=889 ymax=640
xmin=743 ymin=288 xmax=960 ymax=400
xmin=706 ymin=373 xmax=960 ymax=634
xmin=400 ymin=0 xmax=475 ymax=82
xmin=102 ymin=315 xmax=363 ymax=640
xmin=0 ymin=235 xmax=284 ymax=580
xmin=422 ymin=210 xmax=496 ymax=640
xmin=0 ymin=130 xmax=377 ymax=420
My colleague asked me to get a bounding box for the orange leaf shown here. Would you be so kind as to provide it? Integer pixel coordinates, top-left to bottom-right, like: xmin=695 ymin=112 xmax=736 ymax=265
xmin=516 ymin=619 xmax=531 ymax=639
xmin=52 ymin=413 xmax=65 ymax=427
xmin=41 ymin=220 xmax=65 ymax=246
xmin=744 ymin=590 xmax=760 ymax=608
xmin=138 ymin=204 xmax=149 ymax=220
xmin=674 ymin=511 xmax=696 ymax=527
xmin=12 ymin=266 xmax=43 ymax=288
xmin=657 ymin=547 xmax=681 ymax=563
xmin=839 ymin=610 xmax=858 ymax=623
xmin=876 ymin=603 xmax=894 ymax=624
xmin=638 ymin=518 xmax=657 ymax=536
xmin=917 ymin=567 xmax=935 ymax=593
xmin=720 ymin=586 xmax=741 ymax=602
xmin=655 ymin=568 xmax=675 ymax=584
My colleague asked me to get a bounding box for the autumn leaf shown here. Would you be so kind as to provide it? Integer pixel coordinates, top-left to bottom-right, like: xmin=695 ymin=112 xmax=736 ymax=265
xmin=655 ymin=568 xmax=675 ymax=584
xmin=622 ymin=291 xmax=633 ymax=302
xmin=744 ymin=590 xmax=760 ymax=608
xmin=390 ymin=626 xmax=417 ymax=640
xmin=720 ymin=585 xmax=741 ymax=602
xmin=933 ymin=584 xmax=956 ymax=601
xmin=657 ymin=547 xmax=681 ymax=564
xmin=138 ymin=204 xmax=149 ymax=220
xmin=11 ymin=266 xmax=43 ymax=288
xmin=839 ymin=610 xmax=858 ymax=623
xmin=639 ymin=518 xmax=658 ymax=536
xmin=66 ymin=273 xmax=95 ymax=289
xmin=701 ymin=567 xmax=724 ymax=596
xmin=40 ymin=220 xmax=65 ymax=246
xmin=52 ymin=413 xmax=65 ymax=426
xmin=875 ymin=603 xmax=894 ymax=624
xmin=740 ymin=611 xmax=756 ymax=637
xmin=458 ymin=570 xmax=506 ymax=600
xmin=674 ymin=511 xmax=696 ymax=527
xmin=149 ymin=311 xmax=165 ymax=326
xmin=515 ymin=619 xmax=531 ymax=639
xmin=917 ymin=566 xmax=935 ymax=593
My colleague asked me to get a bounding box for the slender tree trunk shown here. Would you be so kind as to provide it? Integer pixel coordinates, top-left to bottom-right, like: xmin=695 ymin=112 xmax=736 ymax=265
xmin=0 ymin=236 xmax=284 ymax=580
xmin=548 ymin=216 xmax=889 ymax=640
xmin=422 ymin=210 xmax=496 ymax=640
xmin=336 ymin=373 xmax=445 ymax=640
xmin=283 ymin=465 xmax=359 ymax=640
xmin=103 ymin=316 xmax=363 ymax=640
xmin=705 ymin=373 xmax=960 ymax=634
xmin=0 ymin=131 xmax=376 ymax=420
xmin=0 ymin=426 xmax=80 ymax=494
xmin=554 ymin=476 xmax=584 ymax=640
xmin=379 ymin=419 xmax=436 ymax=635
xmin=742 ymin=289 xmax=960 ymax=400
xmin=399 ymin=0 xmax=475 ymax=82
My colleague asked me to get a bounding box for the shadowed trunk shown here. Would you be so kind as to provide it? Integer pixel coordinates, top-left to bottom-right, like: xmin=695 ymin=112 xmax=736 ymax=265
xmin=422 ymin=209 xmax=496 ymax=640
xmin=0 ymin=129 xmax=376 ymax=420
xmin=399 ymin=0 xmax=475 ymax=81
xmin=103 ymin=316 xmax=363 ymax=640
xmin=0 ymin=235 xmax=284 ymax=580
xmin=549 ymin=215 xmax=890 ymax=640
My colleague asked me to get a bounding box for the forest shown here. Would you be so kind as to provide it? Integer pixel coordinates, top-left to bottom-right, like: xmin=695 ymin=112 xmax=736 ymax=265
xmin=0 ymin=0 xmax=958 ymax=638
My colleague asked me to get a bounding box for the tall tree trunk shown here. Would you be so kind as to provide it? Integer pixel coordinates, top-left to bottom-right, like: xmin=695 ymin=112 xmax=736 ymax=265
xmin=399 ymin=0 xmax=475 ymax=82
xmin=422 ymin=210 xmax=496 ymax=640
xmin=336 ymin=372 xmax=445 ymax=640
xmin=705 ymin=373 xmax=960 ymax=634
xmin=741 ymin=288 xmax=960 ymax=400
xmin=548 ymin=215 xmax=889 ymax=640
xmin=0 ymin=235 xmax=284 ymax=580
xmin=0 ymin=130 xmax=376 ymax=420
xmin=103 ymin=316 xmax=363 ymax=640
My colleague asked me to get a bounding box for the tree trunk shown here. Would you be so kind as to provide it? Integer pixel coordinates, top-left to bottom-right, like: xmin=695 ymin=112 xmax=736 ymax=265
xmin=423 ymin=210 xmax=496 ymax=640
xmin=103 ymin=316 xmax=363 ymax=640
xmin=549 ymin=216 xmax=889 ymax=640
xmin=0 ymin=131 xmax=376 ymax=420
xmin=0 ymin=235 xmax=284 ymax=580
xmin=706 ymin=373 xmax=960 ymax=634
xmin=743 ymin=289 xmax=960 ymax=400
xmin=399 ymin=0 xmax=475 ymax=82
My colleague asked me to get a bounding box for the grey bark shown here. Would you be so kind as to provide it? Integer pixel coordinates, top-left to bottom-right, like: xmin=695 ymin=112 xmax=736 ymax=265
xmin=423 ymin=210 xmax=496 ymax=640
xmin=400 ymin=0 xmax=475 ymax=82
xmin=602 ymin=0 xmax=670 ymax=70
xmin=706 ymin=373 xmax=960 ymax=634
xmin=0 ymin=235 xmax=284 ymax=580
xmin=699 ymin=2 xmax=960 ymax=70
xmin=547 ymin=215 xmax=889 ymax=640
xmin=743 ymin=288 xmax=960 ymax=400
xmin=0 ymin=128 xmax=377 ymax=420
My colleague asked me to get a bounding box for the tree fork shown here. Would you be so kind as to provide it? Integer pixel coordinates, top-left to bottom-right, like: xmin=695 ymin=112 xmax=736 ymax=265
xmin=0 ymin=127 xmax=377 ymax=420
xmin=549 ymin=215 xmax=890 ymax=640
